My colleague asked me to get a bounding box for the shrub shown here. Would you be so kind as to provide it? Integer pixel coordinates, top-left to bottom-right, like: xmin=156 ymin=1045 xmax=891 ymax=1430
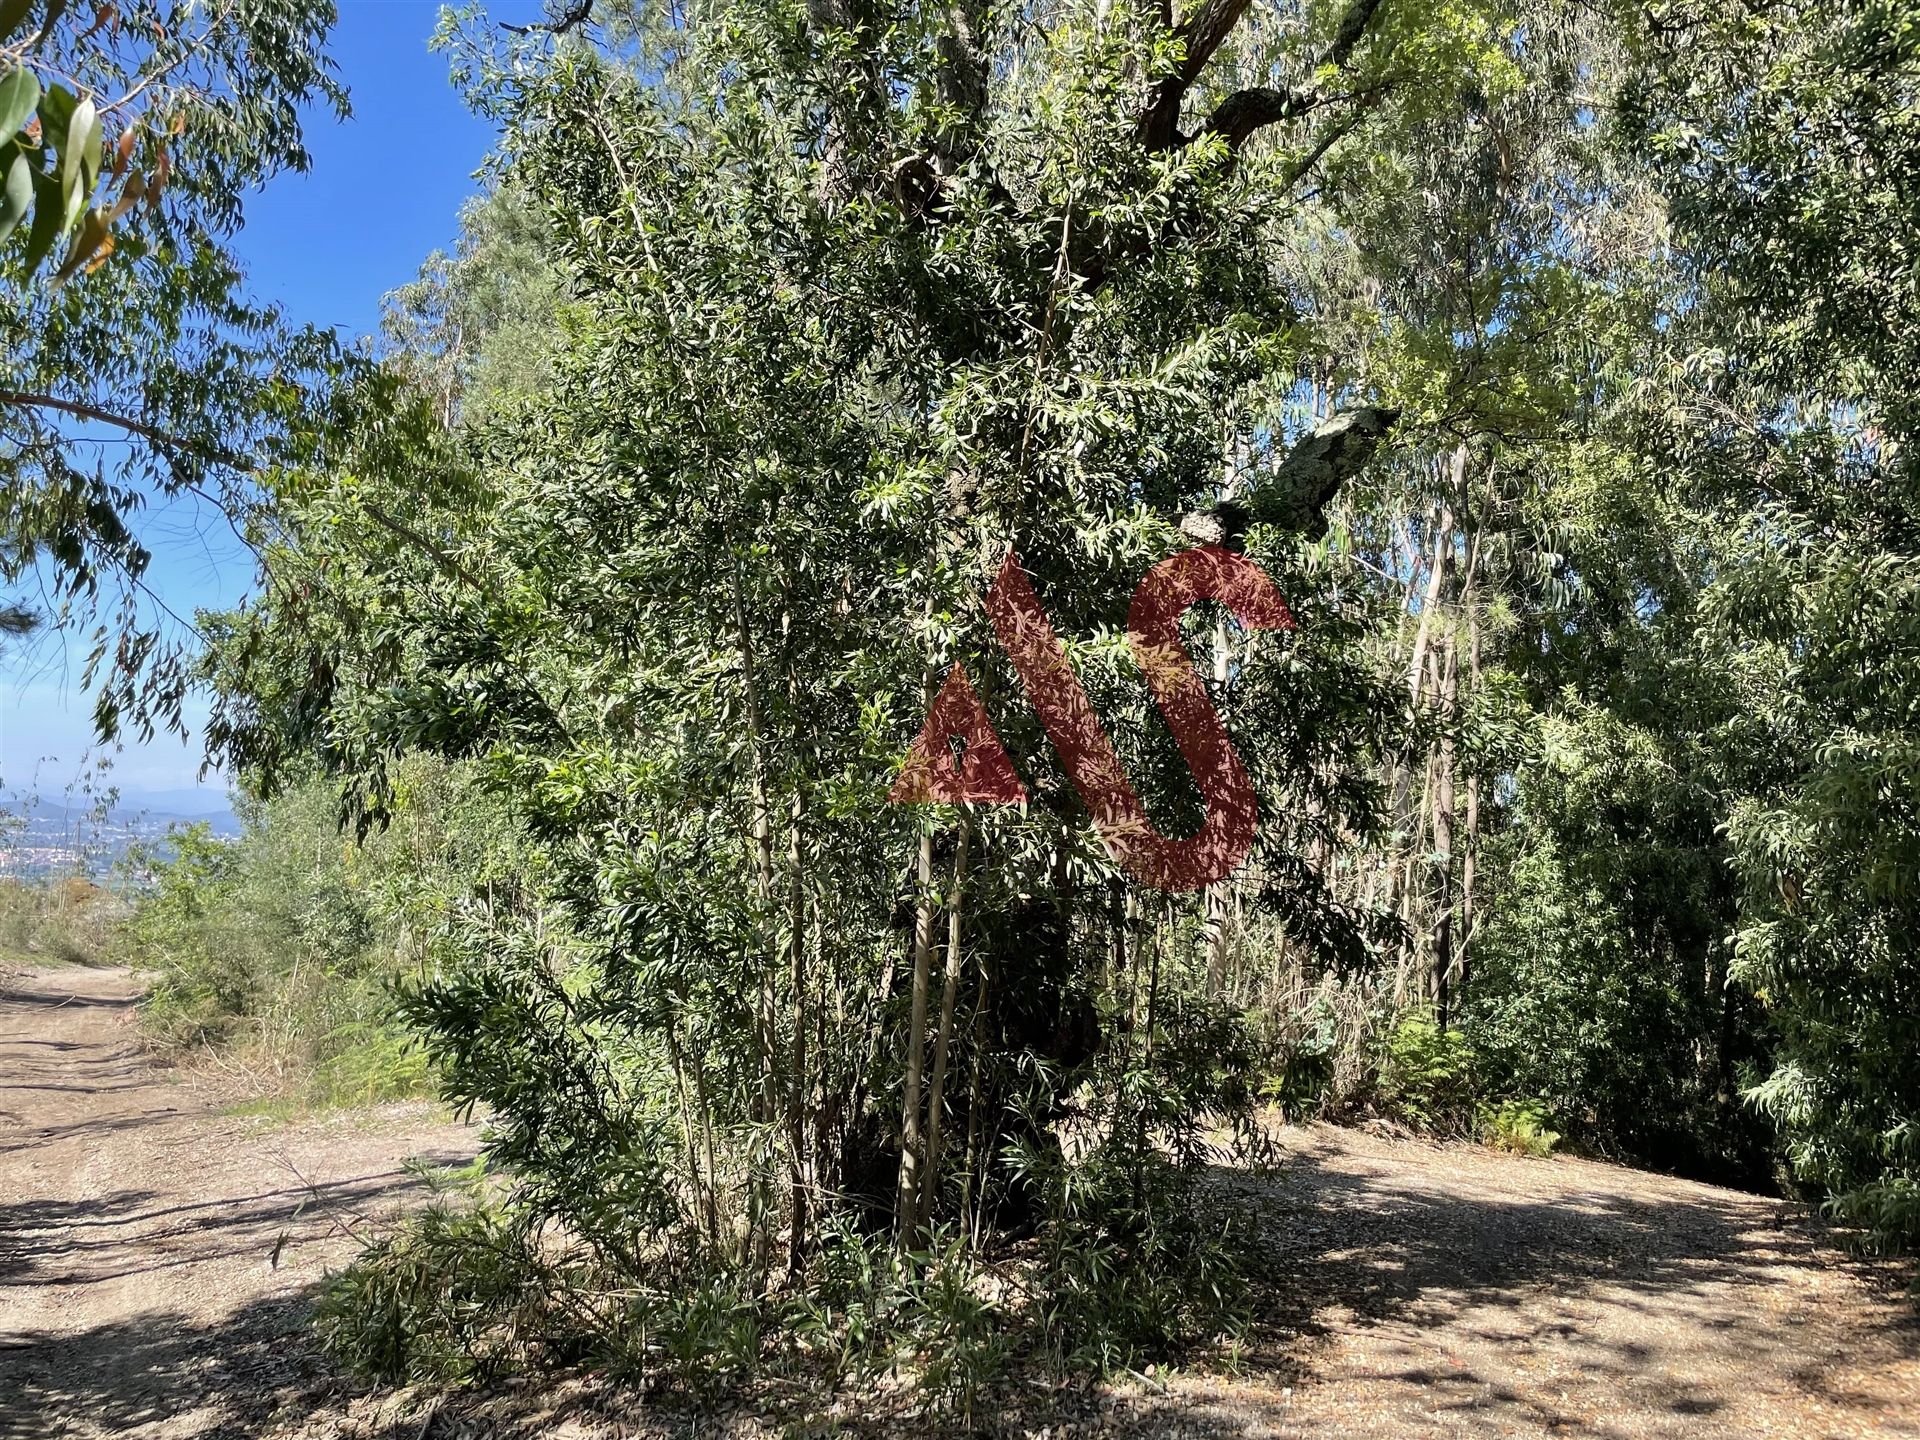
xmin=1822 ymin=1175 xmax=1920 ymax=1258
xmin=315 ymin=1191 xmax=564 ymax=1383
xmin=119 ymin=760 xmax=525 ymax=1108
xmin=1378 ymin=1012 xmax=1478 ymax=1135
xmin=0 ymin=876 xmax=122 ymax=965
xmin=797 ymin=1220 xmax=1009 ymax=1419
xmin=1478 ymin=1098 xmax=1562 ymax=1157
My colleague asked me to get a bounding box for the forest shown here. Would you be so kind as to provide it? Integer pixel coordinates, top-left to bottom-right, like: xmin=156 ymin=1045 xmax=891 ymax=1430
xmin=3 ymin=0 xmax=1920 ymax=1432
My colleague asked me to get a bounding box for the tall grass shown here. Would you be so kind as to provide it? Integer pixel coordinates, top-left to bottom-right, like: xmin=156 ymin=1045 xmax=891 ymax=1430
xmin=0 ymin=875 xmax=123 ymax=966
xmin=121 ymin=758 xmax=525 ymax=1109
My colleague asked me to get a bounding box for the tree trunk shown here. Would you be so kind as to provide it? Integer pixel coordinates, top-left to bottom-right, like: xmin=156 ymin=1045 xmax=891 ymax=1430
xmin=785 ymin=788 xmax=810 ymax=1275
xmin=1204 ymin=613 xmax=1233 ymax=996
xmin=896 ymin=829 xmax=937 ymax=1244
xmin=920 ymin=821 xmax=971 ymax=1222
xmin=1432 ymin=631 xmax=1459 ymax=1029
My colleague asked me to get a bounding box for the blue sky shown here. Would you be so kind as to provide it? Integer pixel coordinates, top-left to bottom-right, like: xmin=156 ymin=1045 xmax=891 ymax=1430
xmin=2 ymin=2 xmax=514 ymax=810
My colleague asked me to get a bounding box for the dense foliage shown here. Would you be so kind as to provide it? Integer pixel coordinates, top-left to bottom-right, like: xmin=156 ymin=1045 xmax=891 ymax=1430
xmin=17 ymin=0 xmax=1920 ymax=1409
xmin=122 ymin=758 xmax=523 ymax=1105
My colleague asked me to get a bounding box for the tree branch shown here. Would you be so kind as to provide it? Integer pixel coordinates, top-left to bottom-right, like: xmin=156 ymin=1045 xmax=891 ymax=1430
xmin=1201 ymin=85 xmax=1317 ymax=150
xmin=1138 ymin=0 xmax=1256 ymax=151
xmin=499 ymin=0 xmax=594 ymax=37
xmin=1157 ymin=0 xmax=1389 ymax=154
xmin=0 ymin=389 xmax=246 ymax=468
xmin=0 ymin=390 xmax=483 ymax=591
xmin=1183 ymin=406 xmax=1403 ymax=545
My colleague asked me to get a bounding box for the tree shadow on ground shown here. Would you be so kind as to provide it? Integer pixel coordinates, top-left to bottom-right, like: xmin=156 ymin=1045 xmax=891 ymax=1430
xmin=0 ymin=1155 xmax=468 ymax=1440
xmin=0 ymin=1165 xmax=460 ymax=1290
xmin=4 ymin=1135 xmax=1914 ymax=1439
xmin=0 ymin=1290 xmax=352 ymax=1440
xmin=0 ymin=985 xmax=138 ymax=1011
xmin=1093 ymin=1130 xmax=1920 ymax=1439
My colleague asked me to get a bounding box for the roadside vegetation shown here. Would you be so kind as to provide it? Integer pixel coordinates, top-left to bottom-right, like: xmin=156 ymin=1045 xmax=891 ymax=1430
xmin=114 ymin=759 xmax=526 ymax=1110
xmin=0 ymin=874 xmax=118 ymax=967
xmin=4 ymin=0 xmax=1919 ymax=1423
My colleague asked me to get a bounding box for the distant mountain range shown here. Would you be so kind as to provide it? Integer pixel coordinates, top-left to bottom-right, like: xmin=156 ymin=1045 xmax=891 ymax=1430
xmin=108 ymin=786 xmax=240 ymax=819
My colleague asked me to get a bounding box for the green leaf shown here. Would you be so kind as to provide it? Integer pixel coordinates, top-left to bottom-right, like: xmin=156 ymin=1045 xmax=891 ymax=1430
xmin=0 ymin=144 xmax=28 ymax=243
xmin=59 ymin=94 xmax=94 ymax=199
xmin=21 ymin=161 xmax=62 ymax=272
xmin=0 ymin=66 xmax=39 ymax=141
xmin=74 ymin=98 xmax=99 ymax=194
xmin=36 ymin=80 xmax=74 ymax=150
xmin=0 ymin=0 xmax=35 ymax=46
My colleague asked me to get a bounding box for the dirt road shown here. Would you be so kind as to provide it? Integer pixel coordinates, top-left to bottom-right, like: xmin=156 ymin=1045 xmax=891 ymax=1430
xmin=0 ymin=965 xmax=472 ymax=1440
xmin=1 ymin=962 xmax=1915 ymax=1439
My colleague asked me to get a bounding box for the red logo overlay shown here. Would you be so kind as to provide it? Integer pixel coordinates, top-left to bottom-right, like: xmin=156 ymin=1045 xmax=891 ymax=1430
xmin=888 ymin=546 xmax=1294 ymax=891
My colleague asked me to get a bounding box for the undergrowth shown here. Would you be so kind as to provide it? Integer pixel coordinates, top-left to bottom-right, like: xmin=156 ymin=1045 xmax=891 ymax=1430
xmin=316 ymin=1139 xmax=1259 ymax=1424
xmin=120 ymin=760 xmax=522 ymax=1111
xmin=0 ymin=876 xmax=121 ymax=966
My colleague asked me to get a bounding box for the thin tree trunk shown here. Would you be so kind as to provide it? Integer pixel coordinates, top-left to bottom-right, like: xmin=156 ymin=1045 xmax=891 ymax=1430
xmin=1406 ymin=483 xmax=1456 ymax=704
xmin=919 ymin=821 xmax=971 ymax=1223
xmin=785 ymin=788 xmax=810 ymax=1275
xmin=730 ymin=561 xmax=779 ymax=1277
xmin=1204 ymin=614 xmax=1233 ymax=995
xmin=896 ymin=829 xmax=937 ymax=1244
xmin=1460 ymin=598 xmax=1482 ymax=986
xmin=663 ymin=1018 xmax=719 ymax=1250
xmin=958 ymin=951 xmax=992 ymax=1243
xmin=1432 ymin=631 xmax=1459 ymax=1029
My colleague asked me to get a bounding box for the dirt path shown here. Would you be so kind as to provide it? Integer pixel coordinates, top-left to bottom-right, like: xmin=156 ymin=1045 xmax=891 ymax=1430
xmin=1139 ymin=1127 xmax=1920 ymax=1439
xmin=0 ymin=965 xmax=473 ymax=1440
xmin=1 ymin=964 xmax=1915 ymax=1439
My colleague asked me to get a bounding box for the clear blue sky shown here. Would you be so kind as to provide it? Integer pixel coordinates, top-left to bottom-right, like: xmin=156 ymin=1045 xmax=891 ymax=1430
xmin=2 ymin=1 xmax=517 ymax=810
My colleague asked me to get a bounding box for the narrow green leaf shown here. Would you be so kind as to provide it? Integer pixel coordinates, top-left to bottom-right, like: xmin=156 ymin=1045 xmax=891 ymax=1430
xmin=75 ymin=99 xmax=99 ymax=194
xmin=0 ymin=0 xmax=35 ymax=45
xmin=0 ymin=67 xmax=39 ymax=140
xmin=59 ymin=94 xmax=93 ymax=198
xmin=0 ymin=146 xmax=29 ymax=244
xmin=21 ymin=162 xmax=61 ymax=271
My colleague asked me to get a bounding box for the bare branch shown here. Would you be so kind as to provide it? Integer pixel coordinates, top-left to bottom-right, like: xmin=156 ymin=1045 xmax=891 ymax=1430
xmin=1138 ymin=0 xmax=1255 ymax=151
xmin=499 ymin=0 xmax=594 ymax=37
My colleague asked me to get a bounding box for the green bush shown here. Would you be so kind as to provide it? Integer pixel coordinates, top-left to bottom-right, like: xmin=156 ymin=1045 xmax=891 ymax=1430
xmin=1822 ymin=1175 xmax=1920 ymax=1258
xmin=1378 ymin=1012 xmax=1478 ymax=1135
xmin=1478 ymin=1098 xmax=1562 ymax=1158
xmin=315 ymin=1182 xmax=563 ymax=1383
xmin=797 ymin=1220 xmax=1009 ymax=1419
xmin=120 ymin=759 xmax=526 ymax=1108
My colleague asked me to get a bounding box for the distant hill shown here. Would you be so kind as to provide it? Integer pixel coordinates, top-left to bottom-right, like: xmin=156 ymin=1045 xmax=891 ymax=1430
xmin=2 ymin=794 xmax=242 ymax=879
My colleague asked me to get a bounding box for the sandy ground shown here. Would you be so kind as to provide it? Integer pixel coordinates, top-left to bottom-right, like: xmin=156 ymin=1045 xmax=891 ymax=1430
xmin=0 ymin=965 xmax=474 ymax=1440
xmin=1 ymin=963 xmax=1916 ymax=1439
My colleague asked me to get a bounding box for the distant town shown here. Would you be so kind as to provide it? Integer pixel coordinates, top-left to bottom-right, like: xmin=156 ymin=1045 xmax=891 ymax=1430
xmin=0 ymin=801 xmax=242 ymax=882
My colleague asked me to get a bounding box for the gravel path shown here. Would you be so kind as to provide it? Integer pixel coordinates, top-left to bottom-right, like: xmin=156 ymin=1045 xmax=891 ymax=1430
xmin=1139 ymin=1125 xmax=1920 ymax=1437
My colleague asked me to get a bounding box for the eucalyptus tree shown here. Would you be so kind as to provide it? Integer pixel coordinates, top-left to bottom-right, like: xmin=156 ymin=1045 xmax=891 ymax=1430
xmin=1624 ymin=0 xmax=1920 ymax=1244
xmin=0 ymin=0 xmax=357 ymax=742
